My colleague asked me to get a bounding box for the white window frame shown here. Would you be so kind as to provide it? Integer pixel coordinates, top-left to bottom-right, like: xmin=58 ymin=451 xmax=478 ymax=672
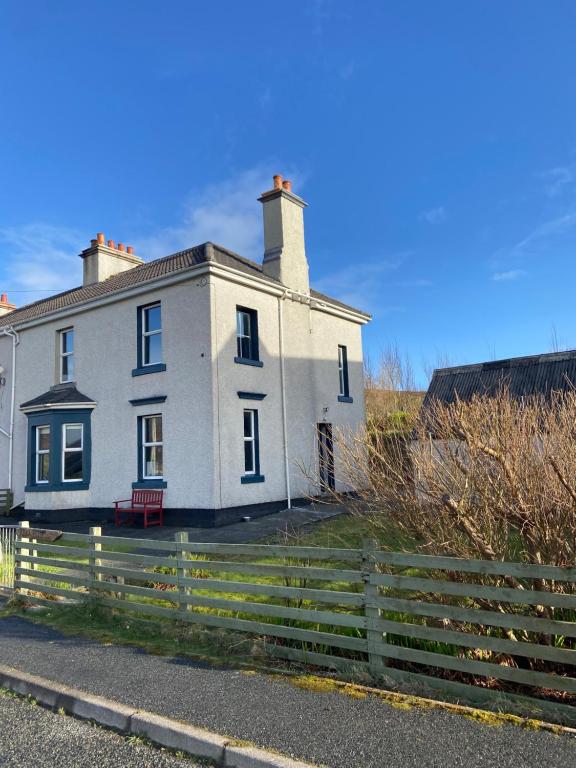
xmin=338 ymin=345 xmax=346 ymax=396
xmin=243 ymin=409 xmax=256 ymax=475
xmin=142 ymin=414 xmax=163 ymax=479
xmin=59 ymin=328 xmax=75 ymax=384
xmin=142 ymin=303 xmax=162 ymax=367
xmin=62 ymin=423 xmax=84 ymax=483
xmin=35 ymin=425 xmax=50 ymax=484
xmin=237 ymin=310 xmax=252 ymax=359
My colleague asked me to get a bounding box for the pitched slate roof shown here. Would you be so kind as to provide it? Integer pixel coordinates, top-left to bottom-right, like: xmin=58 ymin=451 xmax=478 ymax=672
xmin=20 ymin=384 xmax=96 ymax=410
xmin=424 ymin=350 xmax=576 ymax=407
xmin=0 ymin=242 xmax=368 ymax=329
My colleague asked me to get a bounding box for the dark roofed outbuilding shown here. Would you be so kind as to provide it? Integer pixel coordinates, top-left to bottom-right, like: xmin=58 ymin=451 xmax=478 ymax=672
xmin=424 ymin=350 xmax=576 ymax=407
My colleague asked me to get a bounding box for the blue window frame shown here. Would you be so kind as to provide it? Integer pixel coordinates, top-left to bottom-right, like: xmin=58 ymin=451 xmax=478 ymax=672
xmin=133 ymin=413 xmax=167 ymax=489
xmin=133 ymin=302 xmax=166 ymax=376
xmin=26 ymin=409 xmax=92 ymax=492
xmin=337 ymin=345 xmax=353 ymax=403
xmin=241 ymin=408 xmax=264 ymax=484
xmin=235 ymin=306 xmax=262 ymax=367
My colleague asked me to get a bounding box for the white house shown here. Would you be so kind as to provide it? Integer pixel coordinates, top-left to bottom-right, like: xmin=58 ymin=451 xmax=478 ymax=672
xmin=0 ymin=176 xmax=370 ymax=525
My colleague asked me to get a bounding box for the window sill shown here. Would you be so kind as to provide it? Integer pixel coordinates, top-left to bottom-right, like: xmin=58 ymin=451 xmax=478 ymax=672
xmin=25 ymin=482 xmax=90 ymax=493
xmin=338 ymin=395 xmax=354 ymax=403
xmin=234 ymin=357 xmax=263 ymax=368
xmin=132 ymin=363 xmax=167 ymax=377
xmin=241 ymin=474 xmax=265 ymax=484
xmin=132 ymin=480 xmax=168 ymax=489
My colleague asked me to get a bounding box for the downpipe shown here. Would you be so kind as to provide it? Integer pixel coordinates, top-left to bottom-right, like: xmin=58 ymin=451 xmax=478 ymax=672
xmin=0 ymin=326 xmax=19 ymax=493
xmin=278 ymin=291 xmax=292 ymax=509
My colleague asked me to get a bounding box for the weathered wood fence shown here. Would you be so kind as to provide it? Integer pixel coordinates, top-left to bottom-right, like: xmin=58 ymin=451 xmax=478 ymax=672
xmin=13 ymin=522 xmax=576 ymax=725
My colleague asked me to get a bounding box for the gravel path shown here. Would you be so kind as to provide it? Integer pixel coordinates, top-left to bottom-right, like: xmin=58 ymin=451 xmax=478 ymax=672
xmin=0 ymin=690 xmax=201 ymax=768
xmin=1 ymin=615 xmax=575 ymax=768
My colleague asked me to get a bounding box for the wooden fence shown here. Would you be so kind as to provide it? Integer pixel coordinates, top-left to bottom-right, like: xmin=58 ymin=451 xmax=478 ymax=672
xmin=0 ymin=490 xmax=13 ymax=516
xmin=13 ymin=522 xmax=576 ymax=725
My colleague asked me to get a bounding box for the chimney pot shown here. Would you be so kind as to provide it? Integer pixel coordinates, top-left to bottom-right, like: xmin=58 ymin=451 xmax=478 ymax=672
xmin=1 ymin=293 xmax=7 ymax=304
xmin=97 ymin=232 xmax=105 ymax=245
xmin=107 ymin=239 xmax=116 ymax=249
xmin=91 ymin=239 xmax=98 ymax=247
xmin=127 ymin=246 xmax=134 ymax=255
xmin=282 ymin=180 xmax=292 ymax=192
xmin=118 ymin=242 xmax=125 ymax=252
xmin=273 ymin=174 xmax=283 ymax=190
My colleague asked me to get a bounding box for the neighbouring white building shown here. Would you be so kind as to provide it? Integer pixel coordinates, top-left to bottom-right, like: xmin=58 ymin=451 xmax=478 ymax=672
xmin=0 ymin=176 xmax=370 ymax=525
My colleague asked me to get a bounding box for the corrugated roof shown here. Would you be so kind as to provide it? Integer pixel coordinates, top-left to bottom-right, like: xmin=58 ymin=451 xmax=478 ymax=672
xmin=0 ymin=242 xmax=369 ymax=328
xmin=424 ymin=350 xmax=576 ymax=407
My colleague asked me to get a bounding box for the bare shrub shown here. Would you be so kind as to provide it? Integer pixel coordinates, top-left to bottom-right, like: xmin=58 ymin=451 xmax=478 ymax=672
xmin=337 ymin=388 xmax=576 ymax=569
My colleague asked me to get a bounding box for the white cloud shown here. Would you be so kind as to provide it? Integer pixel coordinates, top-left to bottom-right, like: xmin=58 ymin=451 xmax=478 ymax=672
xmin=492 ymin=269 xmax=526 ymax=282
xmin=136 ymin=167 xmax=283 ymax=262
xmin=0 ymin=223 xmax=84 ymax=304
xmin=419 ymin=206 xmax=447 ymax=224
xmin=539 ymin=166 xmax=574 ymax=198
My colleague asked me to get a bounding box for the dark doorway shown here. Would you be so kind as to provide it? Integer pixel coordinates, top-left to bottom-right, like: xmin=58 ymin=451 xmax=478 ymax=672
xmin=317 ymin=423 xmax=335 ymax=493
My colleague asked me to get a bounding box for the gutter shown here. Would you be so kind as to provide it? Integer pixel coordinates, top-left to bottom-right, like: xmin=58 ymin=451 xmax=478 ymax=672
xmin=0 ymin=325 xmax=20 ymax=492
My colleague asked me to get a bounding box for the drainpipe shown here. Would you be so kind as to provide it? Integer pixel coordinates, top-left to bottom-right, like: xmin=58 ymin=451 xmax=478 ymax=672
xmin=277 ymin=291 xmax=291 ymax=509
xmin=0 ymin=326 xmax=19 ymax=493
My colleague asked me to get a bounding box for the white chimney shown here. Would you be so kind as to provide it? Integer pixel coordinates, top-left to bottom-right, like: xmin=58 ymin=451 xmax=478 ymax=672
xmin=259 ymin=175 xmax=310 ymax=294
xmin=0 ymin=293 xmax=16 ymax=318
xmin=80 ymin=233 xmax=143 ymax=286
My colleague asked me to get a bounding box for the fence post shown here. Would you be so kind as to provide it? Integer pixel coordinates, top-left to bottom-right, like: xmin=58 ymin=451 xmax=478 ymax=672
xmin=89 ymin=526 xmax=102 ymax=598
xmin=175 ymin=532 xmax=189 ymax=613
xmin=362 ymin=538 xmax=386 ymax=677
xmin=16 ymin=521 xmax=30 ymax=596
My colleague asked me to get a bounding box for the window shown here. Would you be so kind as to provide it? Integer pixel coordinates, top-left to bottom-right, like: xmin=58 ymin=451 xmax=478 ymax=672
xmin=35 ymin=426 xmax=50 ymax=483
xmin=235 ymin=307 xmax=262 ymax=366
xmin=142 ymin=304 xmax=162 ymax=366
xmin=62 ymin=424 xmax=84 ymax=482
xmin=59 ymin=328 xmax=75 ymax=383
xmin=337 ymin=345 xmax=352 ymax=402
xmin=142 ymin=414 xmax=163 ymax=479
xmin=133 ymin=303 xmax=166 ymax=377
xmin=26 ymin=409 xmax=92 ymax=492
xmin=241 ymin=409 xmax=264 ymax=483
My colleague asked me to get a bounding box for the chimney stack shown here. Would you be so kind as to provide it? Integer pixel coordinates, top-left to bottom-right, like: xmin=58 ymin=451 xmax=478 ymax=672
xmin=259 ymin=175 xmax=309 ymax=293
xmin=80 ymin=233 xmax=143 ymax=286
xmin=0 ymin=292 xmax=16 ymax=318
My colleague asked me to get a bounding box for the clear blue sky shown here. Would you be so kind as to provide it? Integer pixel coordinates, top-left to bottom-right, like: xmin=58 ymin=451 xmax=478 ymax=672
xmin=2 ymin=1 xmax=576 ymax=386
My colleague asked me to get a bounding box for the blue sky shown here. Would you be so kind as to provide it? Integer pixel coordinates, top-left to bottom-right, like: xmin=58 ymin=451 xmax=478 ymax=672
xmin=2 ymin=1 xmax=576 ymax=386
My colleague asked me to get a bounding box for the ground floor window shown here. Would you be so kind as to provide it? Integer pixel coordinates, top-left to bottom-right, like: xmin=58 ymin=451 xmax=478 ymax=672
xmin=26 ymin=409 xmax=92 ymax=492
xmin=134 ymin=414 xmax=167 ymax=489
xmin=35 ymin=426 xmax=50 ymax=483
xmin=241 ymin=409 xmax=264 ymax=484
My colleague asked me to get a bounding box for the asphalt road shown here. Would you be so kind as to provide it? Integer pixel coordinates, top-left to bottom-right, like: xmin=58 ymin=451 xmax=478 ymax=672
xmin=1 ymin=615 xmax=575 ymax=768
xmin=0 ymin=690 xmax=201 ymax=768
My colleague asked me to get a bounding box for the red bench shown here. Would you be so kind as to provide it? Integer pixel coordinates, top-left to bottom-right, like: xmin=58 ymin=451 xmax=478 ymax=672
xmin=114 ymin=490 xmax=164 ymax=528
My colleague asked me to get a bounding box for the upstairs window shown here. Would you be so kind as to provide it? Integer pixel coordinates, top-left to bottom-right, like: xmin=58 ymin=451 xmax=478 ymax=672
xmin=338 ymin=345 xmax=351 ymax=402
xmin=134 ymin=302 xmax=166 ymax=376
xmin=35 ymin=426 xmax=50 ymax=484
xmin=59 ymin=328 xmax=75 ymax=383
xmin=62 ymin=424 xmax=84 ymax=482
xmin=235 ymin=307 xmax=261 ymax=366
xmin=142 ymin=303 xmax=162 ymax=366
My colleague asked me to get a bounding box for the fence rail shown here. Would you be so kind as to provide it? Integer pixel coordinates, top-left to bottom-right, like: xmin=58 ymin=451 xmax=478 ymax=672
xmin=12 ymin=522 xmax=576 ymax=725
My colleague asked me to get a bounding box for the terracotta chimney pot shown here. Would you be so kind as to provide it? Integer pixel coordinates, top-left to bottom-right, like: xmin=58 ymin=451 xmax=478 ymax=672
xmin=107 ymin=239 xmax=116 ymax=249
xmin=118 ymin=243 xmax=125 ymax=252
xmin=282 ymin=180 xmax=292 ymax=192
xmin=127 ymin=246 xmax=134 ymax=255
xmin=1 ymin=294 xmax=7 ymax=304
xmin=97 ymin=232 xmax=105 ymax=245
xmin=273 ymin=174 xmax=283 ymax=190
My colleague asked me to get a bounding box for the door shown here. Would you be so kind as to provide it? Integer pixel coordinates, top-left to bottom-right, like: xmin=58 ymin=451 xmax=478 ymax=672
xmin=317 ymin=423 xmax=335 ymax=493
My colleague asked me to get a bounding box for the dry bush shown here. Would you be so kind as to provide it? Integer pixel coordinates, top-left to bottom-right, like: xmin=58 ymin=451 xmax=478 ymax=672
xmin=338 ymin=388 xmax=576 ymax=570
